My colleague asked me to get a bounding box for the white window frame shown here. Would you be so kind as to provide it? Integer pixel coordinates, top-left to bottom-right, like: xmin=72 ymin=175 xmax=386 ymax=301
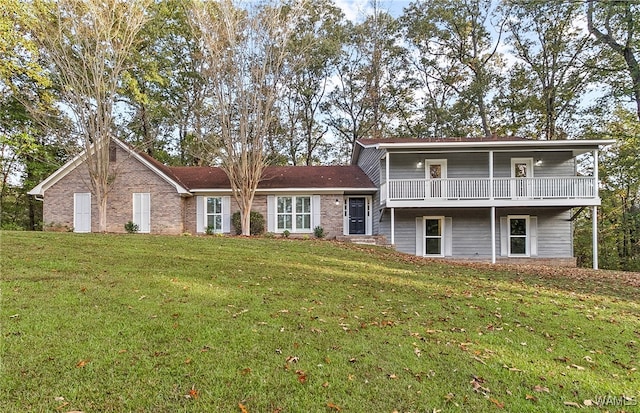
xmin=508 ymin=215 xmax=530 ymax=257
xmin=205 ymin=196 xmax=223 ymax=234
xmin=423 ymin=216 xmax=445 ymax=257
xmin=276 ymin=195 xmax=312 ymax=233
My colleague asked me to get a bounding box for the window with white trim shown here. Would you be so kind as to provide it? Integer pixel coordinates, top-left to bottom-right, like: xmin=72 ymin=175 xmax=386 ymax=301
xmin=206 ymin=197 xmax=223 ymax=233
xmin=508 ymin=215 xmax=529 ymax=256
xmin=424 ymin=216 xmax=444 ymax=256
xmin=277 ymin=196 xmax=311 ymax=232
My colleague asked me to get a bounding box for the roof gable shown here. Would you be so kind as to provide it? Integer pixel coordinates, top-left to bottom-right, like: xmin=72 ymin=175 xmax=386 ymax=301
xmin=28 ymin=138 xmax=190 ymax=196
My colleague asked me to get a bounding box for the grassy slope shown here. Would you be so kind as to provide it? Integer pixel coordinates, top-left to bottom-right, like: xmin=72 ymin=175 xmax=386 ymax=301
xmin=0 ymin=231 xmax=638 ymax=413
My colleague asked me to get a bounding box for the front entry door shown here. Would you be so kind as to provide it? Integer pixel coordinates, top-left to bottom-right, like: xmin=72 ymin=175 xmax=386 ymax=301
xmin=348 ymin=198 xmax=366 ymax=235
xmin=511 ymin=158 xmax=533 ymax=198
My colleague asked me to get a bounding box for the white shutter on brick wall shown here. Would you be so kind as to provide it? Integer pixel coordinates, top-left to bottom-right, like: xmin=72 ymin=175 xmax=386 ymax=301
xmin=133 ymin=193 xmax=150 ymax=233
xmin=312 ymin=195 xmax=321 ymax=230
xmin=196 ymin=196 xmax=204 ymax=233
xmin=222 ymin=196 xmax=231 ymax=233
xmin=267 ymin=195 xmax=275 ymax=232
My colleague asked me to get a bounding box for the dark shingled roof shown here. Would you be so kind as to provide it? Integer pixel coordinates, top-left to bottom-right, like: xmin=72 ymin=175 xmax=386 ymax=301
xmin=166 ymin=165 xmax=374 ymax=190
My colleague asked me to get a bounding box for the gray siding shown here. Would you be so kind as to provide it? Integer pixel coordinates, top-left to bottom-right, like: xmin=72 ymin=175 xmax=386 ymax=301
xmin=387 ymin=150 xmax=575 ymax=179
xmin=356 ymin=147 xmax=384 ymax=234
xmin=380 ymin=207 xmax=573 ymax=259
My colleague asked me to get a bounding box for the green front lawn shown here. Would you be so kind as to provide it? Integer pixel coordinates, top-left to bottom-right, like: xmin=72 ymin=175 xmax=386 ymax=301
xmin=1 ymin=231 xmax=638 ymax=412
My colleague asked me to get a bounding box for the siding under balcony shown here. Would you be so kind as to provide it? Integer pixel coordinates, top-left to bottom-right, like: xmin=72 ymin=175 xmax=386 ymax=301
xmin=381 ymin=177 xmax=599 ymax=207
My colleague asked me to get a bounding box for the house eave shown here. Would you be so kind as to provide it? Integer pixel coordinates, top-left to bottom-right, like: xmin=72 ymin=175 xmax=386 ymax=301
xmin=359 ymin=139 xmax=616 ymax=152
xmin=190 ymin=187 xmax=377 ymax=194
xmin=383 ymin=198 xmax=602 ymax=208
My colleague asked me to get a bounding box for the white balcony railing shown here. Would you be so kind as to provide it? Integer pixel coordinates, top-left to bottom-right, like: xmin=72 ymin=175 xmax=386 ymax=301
xmin=386 ymin=177 xmax=596 ymax=202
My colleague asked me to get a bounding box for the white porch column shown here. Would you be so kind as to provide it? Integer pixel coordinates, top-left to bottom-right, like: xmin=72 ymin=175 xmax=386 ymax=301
xmin=593 ymin=149 xmax=599 ymax=197
xmin=592 ymin=150 xmax=599 ymax=269
xmin=390 ymin=207 xmax=395 ymax=245
xmin=385 ymin=152 xmax=390 ymax=201
xmin=593 ymin=206 xmax=598 ymax=270
xmin=489 ymin=150 xmax=494 ymax=199
xmin=491 ymin=206 xmax=496 ymax=264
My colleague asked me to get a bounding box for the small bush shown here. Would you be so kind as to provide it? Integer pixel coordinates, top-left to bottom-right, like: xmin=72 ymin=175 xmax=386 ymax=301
xmin=124 ymin=221 xmax=139 ymax=234
xmin=231 ymin=211 xmax=265 ymax=235
xmin=282 ymin=230 xmax=290 ymax=238
xmin=205 ymin=225 xmax=216 ymax=235
xmin=313 ymin=226 xmax=325 ymax=239
xmin=264 ymin=232 xmax=276 ymax=239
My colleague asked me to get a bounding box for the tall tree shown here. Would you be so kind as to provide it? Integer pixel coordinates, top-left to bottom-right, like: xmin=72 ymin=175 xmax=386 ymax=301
xmin=277 ymin=0 xmax=344 ymax=165
xmin=587 ymin=0 xmax=640 ymax=122
xmin=29 ymin=0 xmax=150 ymax=232
xmin=122 ymin=0 xmax=210 ymax=165
xmin=324 ymin=3 xmax=407 ymax=160
xmin=402 ymin=0 xmax=504 ymax=137
xmin=575 ymin=108 xmax=640 ymax=270
xmin=190 ymin=0 xmax=305 ymax=235
xmin=500 ymin=0 xmax=595 ymax=140
xmin=0 ymin=0 xmax=68 ymax=230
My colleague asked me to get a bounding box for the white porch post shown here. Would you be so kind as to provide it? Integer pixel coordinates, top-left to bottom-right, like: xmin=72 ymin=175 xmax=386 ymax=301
xmin=385 ymin=152 xmax=390 ymax=201
xmin=593 ymin=206 xmax=598 ymax=270
xmin=489 ymin=151 xmax=494 ymax=199
xmin=491 ymin=206 xmax=496 ymax=264
xmin=593 ymin=149 xmax=599 ymax=197
xmin=592 ymin=149 xmax=599 ymax=269
xmin=391 ymin=207 xmax=395 ymax=245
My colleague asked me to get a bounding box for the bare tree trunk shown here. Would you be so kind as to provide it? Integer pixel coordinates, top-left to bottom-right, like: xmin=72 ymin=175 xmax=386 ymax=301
xmin=190 ymin=0 xmax=305 ymax=236
xmin=30 ymin=0 xmax=149 ymax=232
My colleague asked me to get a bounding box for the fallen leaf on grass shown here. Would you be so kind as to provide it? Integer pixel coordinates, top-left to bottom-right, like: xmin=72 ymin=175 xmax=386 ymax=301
xmin=470 ymin=376 xmax=490 ymax=395
xmin=583 ymin=399 xmax=596 ymax=406
xmin=75 ymin=360 xmax=89 ymax=368
xmin=563 ymin=401 xmax=581 ymax=408
xmin=525 ymin=394 xmax=537 ymax=402
xmin=489 ymin=398 xmax=504 ymax=408
xmin=296 ymin=370 xmax=307 ymax=383
xmin=327 ymin=402 xmax=341 ymax=411
xmin=185 ymin=386 xmax=198 ymax=399
xmin=322 ymin=382 xmax=329 ymax=388
xmin=240 ymin=368 xmax=251 ymax=375
xmin=569 ymin=364 xmax=585 ymax=371
xmin=238 ymin=403 xmax=249 ymax=413
xmin=473 ymin=356 xmax=487 ymax=365
xmin=533 ymin=385 xmax=550 ymax=393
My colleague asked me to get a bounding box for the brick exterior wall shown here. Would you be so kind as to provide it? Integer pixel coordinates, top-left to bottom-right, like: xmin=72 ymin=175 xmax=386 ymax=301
xmin=184 ymin=193 xmax=346 ymax=238
xmin=43 ymin=145 xmax=184 ymax=234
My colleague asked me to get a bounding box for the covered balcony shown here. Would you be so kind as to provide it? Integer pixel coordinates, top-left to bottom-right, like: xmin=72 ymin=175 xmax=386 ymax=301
xmin=381 ymin=176 xmax=597 ymax=207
